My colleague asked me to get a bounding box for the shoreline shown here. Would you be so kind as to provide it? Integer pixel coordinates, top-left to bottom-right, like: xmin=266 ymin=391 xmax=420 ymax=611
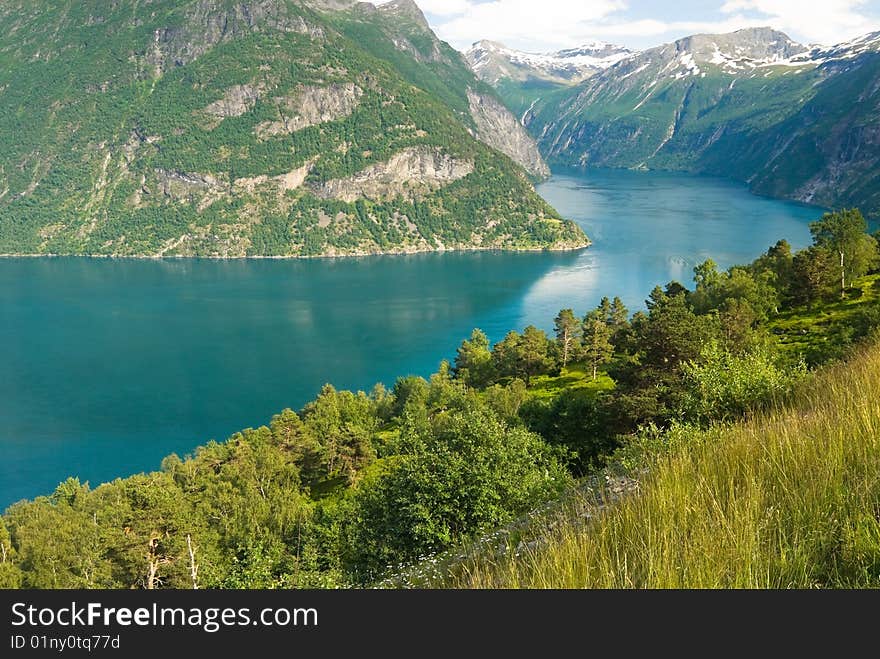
xmin=0 ymin=240 xmax=592 ymax=261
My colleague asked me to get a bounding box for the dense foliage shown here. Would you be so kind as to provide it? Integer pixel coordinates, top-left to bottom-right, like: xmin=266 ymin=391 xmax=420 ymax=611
xmin=1 ymin=210 xmax=877 ymax=589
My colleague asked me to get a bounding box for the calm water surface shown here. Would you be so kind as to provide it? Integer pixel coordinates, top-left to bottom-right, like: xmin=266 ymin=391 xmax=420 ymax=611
xmin=0 ymin=170 xmax=821 ymax=506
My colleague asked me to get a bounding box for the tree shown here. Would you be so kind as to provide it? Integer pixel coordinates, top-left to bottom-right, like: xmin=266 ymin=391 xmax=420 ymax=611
xmin=492 ymin=327 xmax=554 ymax=386
xmin=690 ymin=259 xmax=723 ymax=314
xmin=719 ymin=298 xmax=759 ymax=352
xmin=691 ymin=260 xmax=778 ymax=322
xmin=583 ymin=310 xmax=614 ymax=381
xmin=453 ymin=329 xmax=493 ymax=388
xmin=810 ymin=209 xmax=877 ymax=298
xmin=4 ymin=498 xmax=113 ymax=588
xmin=637 ymin=289 xmax=715 ymax=369
xmin=608 ymin=289 xmax=719 ymax=428
xmin=303 ymin=385 xmax=378 ymax=483
xmin=790 ymin=246 xmax=835 ymax=306
xmin=269 ymin=409 xmax=322 ymax=485
xmin=519 ymin=390 xmax=616 ymax=474
xmin=597 ymin=296 xmax=629 ymax=340
xmin=518 ymin=326 xmax=555 ymax=385
xmin=554 ymin=309 xmax=581 ymax=368
xmin=608 ymin=296 xmax=630 ymax=337
xmin=680 ymin=342 xmax=805 ymax=424
xmin=390 ymin=376 xmax=429 ymax=419
xmin=752 ymin=240 xmax=794 ymax=303
xmin=492 ymin=330 xmax=522 ymax=380
xmin=340 ymin=405 xmax=569 ymax=582
xmin=0 ymin=521 xmax=22 ymax=589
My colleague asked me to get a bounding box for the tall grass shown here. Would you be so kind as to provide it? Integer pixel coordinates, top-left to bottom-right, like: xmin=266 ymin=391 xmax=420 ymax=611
xmin=447 ymin=342 xmax=880 ymax=588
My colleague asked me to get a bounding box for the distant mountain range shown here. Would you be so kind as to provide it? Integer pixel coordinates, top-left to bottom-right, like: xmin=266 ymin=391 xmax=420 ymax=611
xmin=466 ymin=40 xmax=632 ymax=86
xmin=0 ymin=0 xmax=585 ymax=257
xmin=469 ymin=28 xmax=880 ymax=217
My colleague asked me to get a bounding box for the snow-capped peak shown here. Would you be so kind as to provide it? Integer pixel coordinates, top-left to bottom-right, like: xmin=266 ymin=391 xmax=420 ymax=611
xmin=466 ymin=40 xmax=633 ymax=84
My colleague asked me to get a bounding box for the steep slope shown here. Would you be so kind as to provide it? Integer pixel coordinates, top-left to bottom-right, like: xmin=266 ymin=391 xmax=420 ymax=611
xmin=444 ymin=338 xmax=880 ymax=588
xmin=0 ymin=0 xmax=579 ymax=257
xmin=743 ymin=43 xmax=880 ymax=212
xmin=334 ymin=1 xmax=550 ymax=178
xmin=517 ymin=27 xmax=880 ymax=217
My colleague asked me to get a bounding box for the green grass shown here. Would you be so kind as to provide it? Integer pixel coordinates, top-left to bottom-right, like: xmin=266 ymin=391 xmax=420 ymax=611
xmin=526 ymin=363 xmax=615 ymax=400
xmin=768 ymin=273 xmax=880 ymax=356
xmin=439 ymin=339 xmax=880 ymax=588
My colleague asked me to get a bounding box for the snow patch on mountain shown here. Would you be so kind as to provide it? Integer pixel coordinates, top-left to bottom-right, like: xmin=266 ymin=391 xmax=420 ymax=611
xmin=466 ymin=40 xmax=632 ymax=85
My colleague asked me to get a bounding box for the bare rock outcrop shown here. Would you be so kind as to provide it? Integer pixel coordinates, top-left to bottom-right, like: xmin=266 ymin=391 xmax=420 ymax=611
xmin=255 ymin=83 xmax=363 ymax=138
xmin=204 ymin=83 xmax=265 ymax=119
xmin=147 ymin=0 xmax=324 ymax=74
xmin=314 ymin=146 xmax=474 ymax=202
xmin=155 ymin=169 xmax=223 ymax=202
xmin=467 ymin=89 xmax=550 ymax=179
xmin=234 ymin=161 xmax=314 ymax=194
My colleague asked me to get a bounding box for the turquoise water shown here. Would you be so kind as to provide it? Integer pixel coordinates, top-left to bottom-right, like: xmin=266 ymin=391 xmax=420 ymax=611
xmin=0 ymin=170 xmax=821 ymax=507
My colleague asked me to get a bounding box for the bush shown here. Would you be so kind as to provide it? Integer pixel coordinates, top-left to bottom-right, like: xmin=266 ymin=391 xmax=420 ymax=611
xmin=340 ymin=404 xmax=570 ymax=582
xmin=680 ymin=342 xmax=806 ymax=424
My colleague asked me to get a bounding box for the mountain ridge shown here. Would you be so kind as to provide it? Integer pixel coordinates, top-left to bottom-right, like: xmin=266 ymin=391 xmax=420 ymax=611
xmin=469 ymin=27 xmax=880 ymax=218
xmin=466 ymin=39 xmax=632 ymax=86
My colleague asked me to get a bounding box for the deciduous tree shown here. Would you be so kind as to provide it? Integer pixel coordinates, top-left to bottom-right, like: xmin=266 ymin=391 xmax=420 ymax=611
xmin=810 ymin=209 xmax=877 ymax=298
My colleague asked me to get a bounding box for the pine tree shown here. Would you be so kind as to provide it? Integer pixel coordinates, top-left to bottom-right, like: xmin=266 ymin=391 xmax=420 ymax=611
xmin=583 ymin=310 xmax=614 ymax=381
xmin=518 ymin=326 xmax=555 ymax=385
xmin=554 ymin=309 xmax=581 ymax=368
xmin=453 ymin=329 xmax=493 ymax=388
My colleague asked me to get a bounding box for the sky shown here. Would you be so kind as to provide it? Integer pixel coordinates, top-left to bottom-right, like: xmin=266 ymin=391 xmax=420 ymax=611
xmin=377 ymin=0 xmax=880 ymax=53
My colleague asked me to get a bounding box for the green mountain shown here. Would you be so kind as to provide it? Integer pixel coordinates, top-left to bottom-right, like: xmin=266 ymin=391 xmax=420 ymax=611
xmin=0 ymin=0 xmax=583 ymax=257
xmin=480 ymin=28 xmax=880 ymax=218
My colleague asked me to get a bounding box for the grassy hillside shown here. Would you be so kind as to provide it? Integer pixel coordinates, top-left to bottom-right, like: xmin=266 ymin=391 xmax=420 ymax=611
xmin=441 ymin=337 xmax=880 ymax=588
xmin=0 ymin=0 xmax=583 ymax=257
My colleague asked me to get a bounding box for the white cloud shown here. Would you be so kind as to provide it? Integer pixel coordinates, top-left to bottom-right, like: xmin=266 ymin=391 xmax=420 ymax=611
xmin=404 ymin=0 xmax=880 ymax=52
xmin=582 ymin=17 xmax=768 ymax=38
xmin=719 ymin=0 xmax=880 ymax=44
xmin=421 ymin=0 xmax=628 ymax=50
xmin=412 ymin=0 xmax=473 ymax=16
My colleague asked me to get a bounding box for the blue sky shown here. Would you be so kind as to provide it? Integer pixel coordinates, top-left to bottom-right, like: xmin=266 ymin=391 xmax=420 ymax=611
xmin=385 ymin=0 xmax=880 ymax=52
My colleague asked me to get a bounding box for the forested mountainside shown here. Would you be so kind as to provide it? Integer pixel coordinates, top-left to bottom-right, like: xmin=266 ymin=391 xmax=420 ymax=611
xmin=475 ymin=28 xmax=880 ymax=218
xmin=0 ymin=0 xmax=582 ymax=257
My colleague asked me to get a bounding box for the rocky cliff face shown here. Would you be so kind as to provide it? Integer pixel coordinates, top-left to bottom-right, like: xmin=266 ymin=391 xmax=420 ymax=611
xmin=315 ymin=146 xmax=474 ymax=202
xmin=342 ymin=0 xmax=551 ymax=178
xmin=147 ymin=0 xmax=325 ymax=74
xmin=467 ymin=90 xmax=550 ymax=179
xmin=254 ymin=83 xmax=364 ymax=137
xmin=746 ymin=45 xmax=880 ymax=214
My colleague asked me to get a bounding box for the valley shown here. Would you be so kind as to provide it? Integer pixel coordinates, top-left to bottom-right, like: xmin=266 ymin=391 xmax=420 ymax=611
xmin=470 ymin=28 xmax=880 ymax=218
